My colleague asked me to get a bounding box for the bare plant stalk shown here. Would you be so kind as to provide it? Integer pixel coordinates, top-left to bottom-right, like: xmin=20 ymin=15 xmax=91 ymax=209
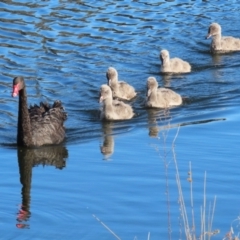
xmin=200 ymin=172 xmax=207 ymax=240
xmin=176 ymin=173 xmax=192 ymax=239
xmin=165 ymin=158 xmax=172 ymax=240
xmin=147 ymin=232 xmax=151 ymax=240
xmin=200 ymin=207 xmax=203 ymax=240
xmin=172 ymin=126 xmax=192 ymax=239
xmin=207 ymin=195 xmax=217 ymax=240
xmin=163 ymin=127 xmax=172 ymax=240
xmin=210 ymin=196 xmax=217 ymax=233
xmin=189 ymin=161 xmax=196 ymax=239
xmin=207 ymin=202 xmax=212 ymax=240
xmin=171 ymin=126 xmax=218 ymax=240
xmin=92 ymin=214 xmax=121 ymax=240
xmin=159 ymin=112 xmax=172 ymax=240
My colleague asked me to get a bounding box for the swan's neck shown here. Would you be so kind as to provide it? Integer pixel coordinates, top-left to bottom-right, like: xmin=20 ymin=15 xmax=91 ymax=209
xmin=18 ymin=88 xmax=33 ymax=147
xmin=112 ymin=74 xmax=118 ymax=83
xmin=109 ymin=78 xmax=118 ymax=92
xmin=148 ymin=88 xmax=158 ymax=101
xmin=161 ymin=58 xmax=171 ymax=71
xmin=103 ymin=97 xmax=114 ymax=111
xmin=212 ymin=34 xmax=222 ymax=50
xmin=110 ymin=81 xmax=118 ymax=91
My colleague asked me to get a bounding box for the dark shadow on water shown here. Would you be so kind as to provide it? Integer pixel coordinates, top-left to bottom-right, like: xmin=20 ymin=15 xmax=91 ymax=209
xmin=16 ymin=145 xmax=68 ymax=229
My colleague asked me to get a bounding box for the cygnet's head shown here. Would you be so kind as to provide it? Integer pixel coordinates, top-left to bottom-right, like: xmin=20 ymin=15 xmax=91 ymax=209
xmin=147 ymin=77 xmax=159 ymax=97
xmin=206 ymin=23 xmax=221 ymax=39
xmin=106 ymin=67 xmax=118 ymax=84
xmin=99 ymin=84 xmax=113 ymax=103
xmin=160 ymin=49 xmax=170 ymax=63
xmin=147 ymin=77 xmax=158 ymax=89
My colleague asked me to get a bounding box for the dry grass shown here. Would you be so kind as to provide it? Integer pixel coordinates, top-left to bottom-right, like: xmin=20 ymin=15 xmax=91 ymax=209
xmin=171 ymin=126 xmax=219 ymax=240
xmin=223 ymin=216 xmax=240 ymax=240
xmin=151 ymin=112 xmax=220 ymax=240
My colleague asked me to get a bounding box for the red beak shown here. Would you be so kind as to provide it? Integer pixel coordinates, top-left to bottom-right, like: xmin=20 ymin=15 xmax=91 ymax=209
xmin=12 ymin=84 xmax=19 ymax=97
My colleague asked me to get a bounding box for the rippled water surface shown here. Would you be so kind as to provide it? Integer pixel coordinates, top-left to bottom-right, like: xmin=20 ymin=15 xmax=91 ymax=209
xmin=1 ymin=0 xmax=240 ymax=239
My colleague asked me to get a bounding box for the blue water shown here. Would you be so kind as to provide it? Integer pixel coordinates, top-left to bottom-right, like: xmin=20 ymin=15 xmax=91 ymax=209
xmin=1 ymin=1 xmax=240 ymax=239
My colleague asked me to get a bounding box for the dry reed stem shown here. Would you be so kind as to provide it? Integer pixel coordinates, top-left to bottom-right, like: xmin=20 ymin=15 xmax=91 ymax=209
xmin=189 ymin=162 xmax=196 ymax=238
xmin=201 ymin=172 xmax=207 ymax=240
xmin=155 ymin=110 xmax=173 ymax=240
xmin=172 ymin=126 xmax=192 ymax=239
xmin=223 ymin=216 xmax=240 ymax=240
xmin=171 ymin=126 xmax=218 ymax=240
xmin=92 ymin=214 xmax=121 ymax=240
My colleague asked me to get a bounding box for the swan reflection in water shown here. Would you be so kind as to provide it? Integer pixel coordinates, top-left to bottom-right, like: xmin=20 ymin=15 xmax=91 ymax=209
xmin=147 ymin=107 xmax=226 ymax=139
xmin=211 ymin=54 xmax=224 ymax=66
xmin=100 ymin=122 xmax=114 ymax=160
xmin=147 ymin=108 xmax=172 ymax=138
xmin=16 ymin=145 xmax=68 ymax=229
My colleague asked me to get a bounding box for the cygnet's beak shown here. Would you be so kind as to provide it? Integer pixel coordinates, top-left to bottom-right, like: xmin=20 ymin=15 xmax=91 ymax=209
xmin=160 ymin=55 xmax=164 ymax=63
xmin=108 ymin=79 xmax=112 ymax=86
xmin=99 ymin=95 xmax=104 ymax=103
xmin=206 ymin=33 xmax=212 ymax=39
xmin=147 ymin=89 xmax=152 ymax=97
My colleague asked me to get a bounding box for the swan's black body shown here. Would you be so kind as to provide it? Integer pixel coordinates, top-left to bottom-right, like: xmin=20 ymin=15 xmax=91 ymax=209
xmin=12 ymin=77 xmax=67 ymax=147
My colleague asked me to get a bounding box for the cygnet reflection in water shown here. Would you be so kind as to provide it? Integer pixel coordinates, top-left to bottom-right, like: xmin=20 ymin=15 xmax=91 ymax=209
xmin=16 ymin=145 xmax=68 ymax=229
xmin=147 ymin=108 xmax=172 ymax=138
xmin=100 ymin=122 xmax=114 ymax=160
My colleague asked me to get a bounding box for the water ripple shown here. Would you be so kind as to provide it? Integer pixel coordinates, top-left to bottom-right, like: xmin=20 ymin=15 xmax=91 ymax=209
xmin=1 ymin=0 xmax=240 ymax=145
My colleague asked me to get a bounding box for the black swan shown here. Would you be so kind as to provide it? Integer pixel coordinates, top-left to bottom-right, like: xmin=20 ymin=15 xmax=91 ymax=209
xmin=12 ymin=76 xmax=67 ymax=147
